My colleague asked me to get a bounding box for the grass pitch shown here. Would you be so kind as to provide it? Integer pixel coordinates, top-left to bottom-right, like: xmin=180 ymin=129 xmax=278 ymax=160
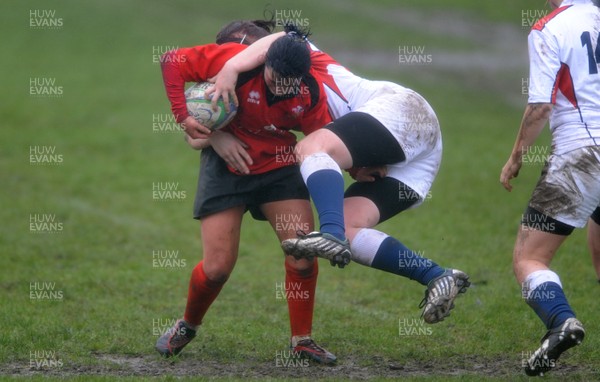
xmin=1 ymin=0 xmax=599 ymax=381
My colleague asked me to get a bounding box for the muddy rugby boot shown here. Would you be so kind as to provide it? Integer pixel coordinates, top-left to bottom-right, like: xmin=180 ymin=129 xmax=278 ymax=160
xmin=524 ymin=318 xmax=585 ymax=377
xmin=292 ymin=337 xmax=337 ymax=365
xmin=419 ymin=269 xmax=470 ymax=324
xmin=155 ymin=319 xmax=197 ymax=357
xmin=282 ymin=231 xmax=351 ymax=268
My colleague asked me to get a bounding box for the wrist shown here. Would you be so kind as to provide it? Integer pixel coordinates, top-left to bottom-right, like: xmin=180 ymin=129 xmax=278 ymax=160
xmin=223 ymin=60 xmax=241 ymax=75
xmin=176 ymin=113 xmax=191 ymax=124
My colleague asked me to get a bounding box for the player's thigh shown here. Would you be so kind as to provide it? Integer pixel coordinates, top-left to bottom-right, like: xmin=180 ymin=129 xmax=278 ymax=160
xmin=200 ymin=205 xmax=246 ymax=280
xmin=261 ymin=199 xmax=314 ymax=242
xmin=296 ymin=129 xmax=353 ymax=169
xmin=588 ymin=207 xmax=600 ymax=256
xmin=345 ymin=177 xmax=420 ymax=228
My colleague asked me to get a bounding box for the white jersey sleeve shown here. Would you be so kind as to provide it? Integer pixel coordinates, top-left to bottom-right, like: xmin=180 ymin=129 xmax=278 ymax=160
xmin=527 ymin=27 xmax=561 ymax=104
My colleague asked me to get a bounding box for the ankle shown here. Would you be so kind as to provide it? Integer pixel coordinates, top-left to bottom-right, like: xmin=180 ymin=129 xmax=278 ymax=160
xmin=291 ymin=335 xmax=311 ymax=347
xmin=182 ymin=319 xmax=198 ymax=331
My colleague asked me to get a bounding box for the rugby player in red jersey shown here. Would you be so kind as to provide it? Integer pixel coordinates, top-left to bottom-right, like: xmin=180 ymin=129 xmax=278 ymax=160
xmin=155 ymin=24 xmax=336 ymax=364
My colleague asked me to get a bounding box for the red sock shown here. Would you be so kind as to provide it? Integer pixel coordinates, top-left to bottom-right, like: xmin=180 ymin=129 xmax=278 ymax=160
xmin=285 ymin=260 xmax=318 ymax=337
xmin=183 ymin=261 xmax=225 ymax=327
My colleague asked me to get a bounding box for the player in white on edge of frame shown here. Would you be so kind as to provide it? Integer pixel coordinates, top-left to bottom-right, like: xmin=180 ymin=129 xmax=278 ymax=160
xmin=500 ymin=0 xmax=600 ymax=377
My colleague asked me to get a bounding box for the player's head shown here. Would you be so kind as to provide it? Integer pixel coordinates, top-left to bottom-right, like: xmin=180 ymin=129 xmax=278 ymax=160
xmin=216 ymin=19 xmax=275 ymax=45
xmin=264 ymin=24 xmax=311 ymax=96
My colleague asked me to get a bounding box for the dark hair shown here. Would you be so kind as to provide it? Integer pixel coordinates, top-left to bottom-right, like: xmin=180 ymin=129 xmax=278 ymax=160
xmin=283 ymin=22 xmax=311 ymax=41
xmin=265 ymin=33 xmax=311 ymax=79
xmin=594 ymin=0 xmax=600 ymax=7
xmin=216 ymin=19 xmax=275 ymax=45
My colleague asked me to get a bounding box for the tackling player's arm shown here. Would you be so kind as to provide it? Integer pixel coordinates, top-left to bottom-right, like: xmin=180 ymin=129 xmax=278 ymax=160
xmin=207 ymin=32 xmax=286 ymax=110
xmin=500 ymin=103 xmax=553 ymax=191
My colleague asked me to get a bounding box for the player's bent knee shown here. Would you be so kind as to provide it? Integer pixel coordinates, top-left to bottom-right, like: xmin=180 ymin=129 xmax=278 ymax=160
xmin=295 ymin=138 xmax=317 ymax=158
xmin=284 ymin=255 xmax=315 ymax=272
xmin=296 ymin=130 xmax=331 ymax=157
xmin=202 ymin=260 xmax=233 ymax=283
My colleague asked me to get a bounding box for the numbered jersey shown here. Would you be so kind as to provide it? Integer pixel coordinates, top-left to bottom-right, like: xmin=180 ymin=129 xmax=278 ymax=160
xmin=528 ymin=0 xmax=600 ymax=154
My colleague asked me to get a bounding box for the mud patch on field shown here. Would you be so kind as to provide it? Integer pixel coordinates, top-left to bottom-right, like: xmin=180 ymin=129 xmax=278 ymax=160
xmin=2 ymin=353 xmax=591 ymax=379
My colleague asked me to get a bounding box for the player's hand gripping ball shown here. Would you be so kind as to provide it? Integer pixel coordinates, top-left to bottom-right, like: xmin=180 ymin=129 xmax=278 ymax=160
xmin=185 ymin=82 xmax=237 ymax=131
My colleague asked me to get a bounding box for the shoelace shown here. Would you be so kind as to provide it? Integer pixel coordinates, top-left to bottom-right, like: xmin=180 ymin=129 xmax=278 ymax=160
xmin=418 ymin=290 xmax=430 ymax=309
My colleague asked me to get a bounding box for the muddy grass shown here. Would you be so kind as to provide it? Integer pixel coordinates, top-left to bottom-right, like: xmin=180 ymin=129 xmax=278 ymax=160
xmin=3 ymin=353 xmax=589 ymax=380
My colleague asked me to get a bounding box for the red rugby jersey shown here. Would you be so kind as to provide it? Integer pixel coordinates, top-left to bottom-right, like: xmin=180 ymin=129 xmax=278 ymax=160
xmin=161 ymin=43 xmax=332 ymax=174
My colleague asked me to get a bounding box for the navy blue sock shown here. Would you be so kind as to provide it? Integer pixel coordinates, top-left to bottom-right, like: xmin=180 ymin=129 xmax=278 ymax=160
xmin=526 ymin=282 xmax=575 ymax=330
xmin=305 ymin=169 xmax=345 ymax=240
xmin=371 ymin=237 xmax=445 ymax=285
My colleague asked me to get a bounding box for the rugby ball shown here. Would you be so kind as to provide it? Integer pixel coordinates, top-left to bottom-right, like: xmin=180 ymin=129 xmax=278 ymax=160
xmin=185 ymin=82 xmax=237 ymax=130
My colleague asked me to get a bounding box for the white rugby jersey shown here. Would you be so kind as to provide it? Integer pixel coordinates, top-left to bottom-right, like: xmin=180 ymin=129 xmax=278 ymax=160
xmin=307 ymin=43 xmax=441 ymax=201
xmin=528 ymin=0 xmax=600 ymax=154
xmin=309 ymin=42 xmax=408 ymax=120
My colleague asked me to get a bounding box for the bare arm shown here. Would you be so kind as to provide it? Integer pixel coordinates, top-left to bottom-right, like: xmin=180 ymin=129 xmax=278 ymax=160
xmin=207 ymin=31 xmax=286 ymax=110
xmin=500 ymin=102 xmax=553 ymax=191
